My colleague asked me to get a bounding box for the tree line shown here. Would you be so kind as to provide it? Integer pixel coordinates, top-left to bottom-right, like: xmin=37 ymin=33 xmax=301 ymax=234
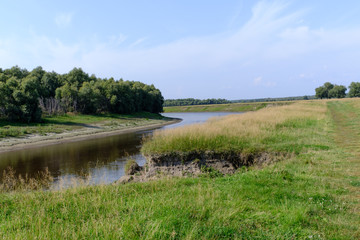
xmin=163 ymin=98 xmax=230 ymax=107
xmin=0 ymin=66 xmax=164 ymax=122
xmin=315 ymin=82 xmax=360 ymax=99
xmin=233 ymin=95 xmax=316 ymax=103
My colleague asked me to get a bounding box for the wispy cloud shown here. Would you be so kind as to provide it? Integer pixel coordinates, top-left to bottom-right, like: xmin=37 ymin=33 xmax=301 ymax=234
xmin=2 ymin=1 xmax=360 ymax=98
xmin=55 ymin=13 xmax=73 ymax=28
xmin=129 ymin=37 xmax=147 ymax=48
xmin=109 ymin=34 xmax=127 ymax=46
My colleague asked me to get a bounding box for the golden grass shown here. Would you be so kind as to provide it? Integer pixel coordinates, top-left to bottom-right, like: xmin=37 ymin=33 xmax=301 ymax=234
xmin=0 ymin=167 xmax=53 ymax=192
xmin=142 ymin=100 xmax=328 ymax=154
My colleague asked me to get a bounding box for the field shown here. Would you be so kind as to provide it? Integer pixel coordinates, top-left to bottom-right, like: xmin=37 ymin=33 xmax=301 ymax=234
xmin=0 ymin=99 xmax=359 ymax=239
xmin=163 ymin=101 xmax=292 ymax=113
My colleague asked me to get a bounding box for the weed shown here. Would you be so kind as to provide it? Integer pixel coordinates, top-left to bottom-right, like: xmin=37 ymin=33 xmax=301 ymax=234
xmin=200 ymin=166 xmax=223 ymax=178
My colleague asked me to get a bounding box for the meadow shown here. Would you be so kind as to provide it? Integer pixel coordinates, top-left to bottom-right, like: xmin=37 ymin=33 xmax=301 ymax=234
xmin=0 ymin=99 xmax=359 ymax=239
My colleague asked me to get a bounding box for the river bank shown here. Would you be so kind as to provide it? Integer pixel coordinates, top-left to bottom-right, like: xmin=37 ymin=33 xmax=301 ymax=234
xmin=0 ymin=114 xmax=180 ymax=153
xmin=1 ymin=99 xmax=359 ymax=238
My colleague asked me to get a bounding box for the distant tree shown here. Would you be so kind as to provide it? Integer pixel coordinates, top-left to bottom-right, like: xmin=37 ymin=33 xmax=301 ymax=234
xmin=55 ymin=82 xmax=79 ymax=112
xmin=65 ymin=68 xmax=89 ymax=87
xmin=41 ymin=71 xmax=61 ymax=98
xmin=348 ymin=82 xmax=360 ymax=98
xmin=3 ymin=66 xmax=29 ymax=79
xmin=315 ymin=86 xmax=328 ymax=99
xmin=0 ymin=76 xmax=42 ymax=122
xmin=315 ymin=82 xmax=334 ymax=99
xmin=328 ymin=85 xmax=347 ymax=98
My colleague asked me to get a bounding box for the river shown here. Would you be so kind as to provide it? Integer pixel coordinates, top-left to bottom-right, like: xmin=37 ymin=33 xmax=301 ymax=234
xmin=0 ymin=112 xmax=239 ymax=185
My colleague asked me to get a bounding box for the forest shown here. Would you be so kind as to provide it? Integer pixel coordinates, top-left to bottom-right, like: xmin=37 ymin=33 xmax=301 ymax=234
xmin=0 ymin=66 xmax=164 ymax=123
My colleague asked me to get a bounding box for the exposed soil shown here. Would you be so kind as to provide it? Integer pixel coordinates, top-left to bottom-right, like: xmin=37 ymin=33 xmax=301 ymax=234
xmin=116 ymin=151 xmax=287 ymax=184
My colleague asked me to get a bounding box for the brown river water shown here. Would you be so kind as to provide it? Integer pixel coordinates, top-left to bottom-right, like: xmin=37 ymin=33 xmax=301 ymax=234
xmin=0 ymin=112 xmax=240 ymax=185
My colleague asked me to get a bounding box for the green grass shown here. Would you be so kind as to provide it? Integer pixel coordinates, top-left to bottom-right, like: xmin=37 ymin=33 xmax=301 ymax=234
xmin=0 ymin=112 xmax=166 ymax=139
xmin=163 ymin=101 xmax=292 ymax=113
xmin=0 ymin=99 xmax=359 ymax=239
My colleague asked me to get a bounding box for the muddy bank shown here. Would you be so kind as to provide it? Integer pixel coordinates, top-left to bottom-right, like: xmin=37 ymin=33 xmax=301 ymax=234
xmin=116 ymin=151 xmax=288 ymax=184
xmin=0 ymin=119 xmax=180 ymax=153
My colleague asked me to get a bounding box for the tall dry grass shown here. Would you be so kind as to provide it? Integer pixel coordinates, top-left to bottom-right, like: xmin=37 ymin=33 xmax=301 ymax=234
xmin=142 ymin=100 xmax=328 ymax=154
xmin=0 ymin=167 xmax=53 ymax=192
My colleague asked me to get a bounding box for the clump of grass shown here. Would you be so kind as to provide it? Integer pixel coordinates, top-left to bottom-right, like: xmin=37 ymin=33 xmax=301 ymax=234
xmin=199 ymin=166 xmax=223 ymax=178
xmin=124 ymin=159 xmax=141 ymax=175
xmin=142 ymin=101 xmax=327 ymax=155
xmin=0 ymin=167 xmax=53 ymax=192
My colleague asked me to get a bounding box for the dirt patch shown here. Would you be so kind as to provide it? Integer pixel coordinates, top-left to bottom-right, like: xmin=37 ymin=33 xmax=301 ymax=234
xmin=115 ymin=151 xmax=286 ymax=184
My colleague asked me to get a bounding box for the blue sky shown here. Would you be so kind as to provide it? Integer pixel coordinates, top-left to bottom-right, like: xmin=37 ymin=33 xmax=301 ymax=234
xmin=1 ymin=0 xmax=360 ymax=99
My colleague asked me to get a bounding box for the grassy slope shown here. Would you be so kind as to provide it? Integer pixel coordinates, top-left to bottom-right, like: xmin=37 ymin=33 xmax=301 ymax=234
xmin=163 ymin=101 xmax=292 ymax=113
xmin=0 ymin=100 xmax=359 ymax=239
xmin=143 ymin=101 xmax=327 ymax=155
xmin=0 ymin=112 xmax=165 ymax=139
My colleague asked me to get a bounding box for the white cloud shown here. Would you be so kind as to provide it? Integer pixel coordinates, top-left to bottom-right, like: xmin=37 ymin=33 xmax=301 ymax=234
xmin=253 ymin=76 xmax=262 ymax=85
xmin=55 ymin=13 xmax=73 ymax=28
xmin=253 ymin=76 xmax=276 ymax=87
xmin=2 ymin=1 xmax=360 ymax=98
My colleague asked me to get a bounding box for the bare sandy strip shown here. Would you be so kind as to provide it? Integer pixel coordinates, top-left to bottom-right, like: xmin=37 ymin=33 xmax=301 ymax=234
xmin=0 ymin=119 xmax=181 ymax=153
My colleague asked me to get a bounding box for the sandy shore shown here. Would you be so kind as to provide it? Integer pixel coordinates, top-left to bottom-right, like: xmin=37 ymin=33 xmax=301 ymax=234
xmin=0 ymin=118 xmax=181 ymax=153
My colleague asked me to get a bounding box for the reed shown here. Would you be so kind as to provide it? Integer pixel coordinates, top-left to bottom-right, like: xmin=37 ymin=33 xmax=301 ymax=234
xmin=0 ymin=167 xmax=53 ymax=192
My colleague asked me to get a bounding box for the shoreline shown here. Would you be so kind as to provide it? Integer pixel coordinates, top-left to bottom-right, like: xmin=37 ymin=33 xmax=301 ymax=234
xmin=0 ymin=118 xmax=181 ymax=154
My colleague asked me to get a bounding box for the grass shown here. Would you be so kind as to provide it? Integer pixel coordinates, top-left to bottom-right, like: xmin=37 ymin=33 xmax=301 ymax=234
xmin=0 ymin=112 xmax=166 ymax=139
xmin=163 ymin=101 xmax=292 ymax=113
xmin=0 ymin=99 xmax=359 ymax=239
xmin=143 ymin=100 xmax=327 ymax=155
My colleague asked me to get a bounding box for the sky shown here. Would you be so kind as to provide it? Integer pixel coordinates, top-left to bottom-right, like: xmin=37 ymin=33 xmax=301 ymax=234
xmin=1 ymin=0 xmax=360 ymax=100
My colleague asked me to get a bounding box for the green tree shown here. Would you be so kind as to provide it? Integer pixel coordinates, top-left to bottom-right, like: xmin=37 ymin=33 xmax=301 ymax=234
xmin=328 ymin=85 xmax=347 ymax=98
xmin=0 ymin=66 xmax=164 ymax=122
xmin=348 ymin=82 xmax=360 ymax=98
xmin=55 ymin=83 xmax=79 ymax=112
xmin=0 ymin=76 xmax=42 ymax=122
xmin=315 ymin=82 xmax=334 ymax=99
xmin=78 ymin=81 xmax=102 ymax=114
xmin=41 ymin=71 xmax=61 ymax=98
xmin=315 ymin=86 xmax=327 ymax=99
xmin=65 ymin=68 xmax=89 ymax=87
